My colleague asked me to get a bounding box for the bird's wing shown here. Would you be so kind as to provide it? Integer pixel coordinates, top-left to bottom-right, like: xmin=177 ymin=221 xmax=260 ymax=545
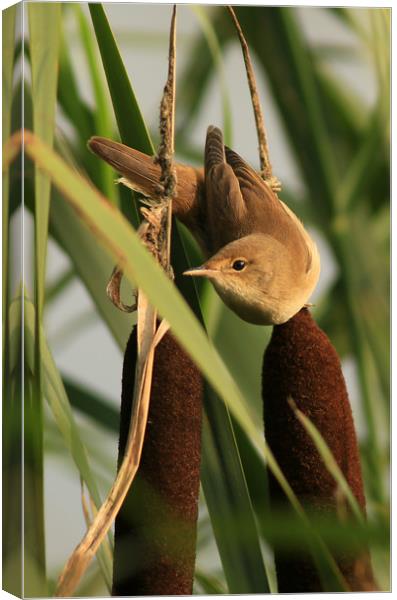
xmin=205 ymin=127 xmax=246 ymax=250
xmin=225 ymin=145 xmax=293 ymax=237
xmin=225 ymin=145 xmax=315 ymax=272
xmin=224 ymin=146 xmax=280 ymax=207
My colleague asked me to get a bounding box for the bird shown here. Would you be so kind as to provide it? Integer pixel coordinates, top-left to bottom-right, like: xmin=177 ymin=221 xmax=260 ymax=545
xmin=88 ymin=126 xmax=320 ymax=324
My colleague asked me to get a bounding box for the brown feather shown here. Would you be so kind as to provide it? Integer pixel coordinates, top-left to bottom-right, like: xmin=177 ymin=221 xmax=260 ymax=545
xmin=205 ymin=127 xmax=246 ymax=250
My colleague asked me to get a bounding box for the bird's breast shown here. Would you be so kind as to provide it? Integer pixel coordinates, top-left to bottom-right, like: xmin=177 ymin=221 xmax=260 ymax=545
xmin=212 ymin=280 xmax=276 ymax=325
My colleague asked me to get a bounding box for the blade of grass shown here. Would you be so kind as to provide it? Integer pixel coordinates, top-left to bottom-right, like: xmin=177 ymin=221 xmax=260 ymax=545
xmin=57 ymin=28 xmax=103 ymax=191
xmin=213 ymin=305 xmax=271 ymax=418
xmin=28 ymin=2 xmax=61 ymax=311
xmin=74 ymin=5 xmax=113 ymax=142
xmin=74 ymin=4 xmax=117 ymax=204
xmin=331 ymin=221 xmax=387 ymax=506
xmin=27 ymin=4 xmax=61 ymax=591
xmin=19 ymin=131 xmax=348 ymax=590
xmin=49 ymin=186 xmax=133 ymax=348
xmin=172 ymin=220 xmax=271 ymax=591
xmin=88 ymin=3 xmax=153 ymax=154
xmin=19 ymin=78 xmax=133 ymax=349
xmin=201 ymin=384 xmax=269 ymax=592
xmin=191 ymin=5 xmax=233 ymax=146
xmin=22 ymin=293 xmax=113 ymax=591
xmin=289 ymin=398 xmax=364 ymax=522
xmin=45 ymin=267 xmax=75 ymax=305
xmin=337 ymin=107 xmax=387 ymax=213
xmin=314 ymin=65 xmax=365 ymax=173
xmin=24 ymin=324 xmax=48 ymax=596
xmin=57 ymin=30 xmax=94 ymax=142
xmin=2 ymin=3 xmax=17 ymax=374
xmin=177 ymin=7 xmax=232 ymax=134
xmin=9 ymin=79 xmax=30 ymax=219
xmin=174 ymin=224 xmax=273 ymax=593
xmin=255 ymin=508 xmax=388 ymax=551
xmin=89 ymin=2 xmax=154 ymax=227
xmin=368 ymin=10 xmax=390 ymax=129
xmin=23 ymin=171 xmax=133 ymax=350
xmin=195 ymin=570 xmax=227 ymax=594
xmin=338 ymin=209 xmax=389 ymax=422
xmin=62 ymin=377 xmax=119 ymax=434
xmin=49 ymin=309 xmax=98 ymax=350
xmin=3 ymin=284 xmax=22 ymax=597
xmin=230 ymin=417 xmax=271 ymax=544
xmin=3 ymin=53 xmax=22 ymax=597
xmin=2 ymin=18 xmax=20 ymax=593
xmin=313 ymin=278 xmax=351 ymax=359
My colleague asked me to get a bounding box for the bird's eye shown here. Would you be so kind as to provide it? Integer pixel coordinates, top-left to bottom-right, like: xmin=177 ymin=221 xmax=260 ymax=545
xmin=232 ymin=260 xmax=246 ymax=271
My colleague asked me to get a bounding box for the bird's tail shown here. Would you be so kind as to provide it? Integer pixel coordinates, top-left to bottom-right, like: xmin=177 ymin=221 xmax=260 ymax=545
xmin=88 ymin=136 xmax=163 ymax=198
xmin=88 ymin=136 xmax=204 ymax=226
xmin=205 ymin=125 xmax=226 ymax=173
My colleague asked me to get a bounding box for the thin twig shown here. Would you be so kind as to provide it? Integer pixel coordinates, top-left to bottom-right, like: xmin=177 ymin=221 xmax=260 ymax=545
xmin=226 ymin=6 xmax=281 ymax=192
xmin=55 ymin=7 xmax=178 ymax=596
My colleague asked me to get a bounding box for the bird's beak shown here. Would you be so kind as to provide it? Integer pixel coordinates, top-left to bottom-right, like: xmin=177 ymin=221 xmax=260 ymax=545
xmin=183 ymin=265 xmax=218 ymax=278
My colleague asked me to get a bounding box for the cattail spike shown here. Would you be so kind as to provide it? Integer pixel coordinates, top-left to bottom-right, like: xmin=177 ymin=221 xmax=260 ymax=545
xmin=262 ymin=308 xmax=376 ymax=592
xmin=112 ymin=327 xmax=203 ymax=595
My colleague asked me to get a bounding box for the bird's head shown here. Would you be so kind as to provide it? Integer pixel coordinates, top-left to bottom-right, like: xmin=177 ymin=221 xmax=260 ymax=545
xmin=183 ymin=234 xmax=296 ymax=324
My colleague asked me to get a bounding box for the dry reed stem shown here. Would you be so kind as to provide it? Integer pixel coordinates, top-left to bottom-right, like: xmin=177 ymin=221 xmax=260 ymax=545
xmin=79 ymin=478 xmax=93 ymax=529
xmin=79 ymin=480 xmax=114 ymax=584
xmin=226 ymin=6 xmax=281 ymax=192
xmin=55 ymin=7 xmax=178 ymax=596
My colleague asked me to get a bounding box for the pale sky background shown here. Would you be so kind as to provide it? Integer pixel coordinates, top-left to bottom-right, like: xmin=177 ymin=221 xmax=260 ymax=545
xmin=13 ymin=3 xmax=380 ymax=594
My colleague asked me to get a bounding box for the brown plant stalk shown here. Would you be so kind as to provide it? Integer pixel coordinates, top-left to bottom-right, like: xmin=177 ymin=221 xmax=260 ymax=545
xmin=227 ymin=5 xmax=280 ymax=192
